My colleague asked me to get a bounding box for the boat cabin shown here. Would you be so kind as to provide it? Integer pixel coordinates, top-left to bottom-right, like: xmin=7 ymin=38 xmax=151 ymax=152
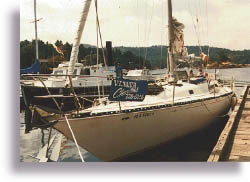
xmin=174 ymin=70 xmax=188 ymax=81
xmin=126 ymin=69 xmax=150 ymax=77
xmin=52 ymin=62 xmax=116 ymax=78
xmin=53 ymin=63 xmax=89 ymax=76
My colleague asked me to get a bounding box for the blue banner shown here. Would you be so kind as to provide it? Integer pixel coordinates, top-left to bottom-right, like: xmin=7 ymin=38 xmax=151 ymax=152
xmin=109 ymin=78 xmax=148 ymax=102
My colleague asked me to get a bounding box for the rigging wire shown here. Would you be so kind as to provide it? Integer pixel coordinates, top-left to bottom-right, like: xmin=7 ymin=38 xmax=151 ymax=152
xmin=199 ymin=0 xmax=209 ymax=58
xmin=160 ymin=0 xmax=164 ymax=69
xmin=144 ymin=0 xmax=155 ymax=67
xmin=94 ymin=0 xmax=106 ymax=99
xmin=143 ymin=1 xmax=148 ymax=68
xmin=64 ymin=115 xmax=84 ymax=162
xmin=199 ymin=0 xmax=206 ymax=49
xmin=95 ymin=0 xmax=99 ymax=66
xmin=197 ymin=0 xmax=205 ymax=72
xmin=196 ymin=0 xmax=210 ymax=69
xmin=194 ymin=0 xmax=203 ymax=53
xmin=205 ymin=0 xmax=210 ymax=69
xmin=187 ymin=0 xmax=209 ymax=54
xmin=187 ymin=1 xmax=201 ymax=52
xmin=94 ymin=0 xmax=108 ymax=70
xmin=137 ymin=0 xmax=141 ymax=68
xmin=187 ymin=0 xmax=210 ymax=71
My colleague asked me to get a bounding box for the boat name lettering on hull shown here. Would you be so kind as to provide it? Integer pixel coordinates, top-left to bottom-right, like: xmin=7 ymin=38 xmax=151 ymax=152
xmin=134 ymin=112 xmax=155 ymax=119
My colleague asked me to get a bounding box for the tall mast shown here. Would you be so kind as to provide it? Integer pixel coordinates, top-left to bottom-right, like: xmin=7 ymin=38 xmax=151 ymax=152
xmin=167 ymin=0 xmax=175 ymax=82
xmin=68 ymin=0 xmax=92 ymax=75
xmin=34 ymin=0 xmax=39 ymax=61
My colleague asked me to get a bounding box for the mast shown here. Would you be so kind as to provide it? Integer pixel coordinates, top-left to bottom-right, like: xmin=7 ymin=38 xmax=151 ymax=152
xmin=68 ymin=0 xmax=92 ymax=75
xmin=167 ymin=0 xmax=175 ymax=82
xmin=34 ymin=0 xmax=39 ymax=61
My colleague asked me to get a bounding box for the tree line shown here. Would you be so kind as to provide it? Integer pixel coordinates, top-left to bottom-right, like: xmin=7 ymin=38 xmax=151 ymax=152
xmin=20 ymin=40 xmax=152 ymax=73
xmin=20 ymin=40 xmax=250 ymax=73
xmin=118 ymin=45 xmax=250 ymax=66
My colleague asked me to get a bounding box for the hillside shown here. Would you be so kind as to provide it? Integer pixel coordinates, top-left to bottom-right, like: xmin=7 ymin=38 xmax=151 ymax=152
xmin=117 ymin=45 xmax=250 ymax=66
xmin=20 ymin=40 xmax=250 ymax=73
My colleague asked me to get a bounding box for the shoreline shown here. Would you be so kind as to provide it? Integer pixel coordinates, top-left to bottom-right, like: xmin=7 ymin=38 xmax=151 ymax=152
xmin=207 ymin=64 xmax=250 ymax=69
xmin=150 ymin=65 xmax=250 ymax=71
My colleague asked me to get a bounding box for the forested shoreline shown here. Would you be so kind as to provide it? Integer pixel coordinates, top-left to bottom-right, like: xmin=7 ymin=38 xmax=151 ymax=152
xmin=20 ymin=40 xmax=250 ymax=73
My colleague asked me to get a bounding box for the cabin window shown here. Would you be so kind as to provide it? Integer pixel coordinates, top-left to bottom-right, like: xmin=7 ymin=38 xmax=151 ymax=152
xmin=54 ymin=70 xmax=63 ymax=75
xmin=70 ymin=69 xmax=78 ymax=78
xmin=73 ymin=69 xmax=78 ymax=75
xmin=107 ymin=75 xmax=113 ymax=80
xmin=80 ymin=68 xmax=90 ymax=75
xmin=175 ymin=71 xmax=188 ymax=81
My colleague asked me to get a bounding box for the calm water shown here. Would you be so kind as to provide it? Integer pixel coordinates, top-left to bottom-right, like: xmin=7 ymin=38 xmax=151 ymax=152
xmin=19 ymin=67 xmax=250 ymax=162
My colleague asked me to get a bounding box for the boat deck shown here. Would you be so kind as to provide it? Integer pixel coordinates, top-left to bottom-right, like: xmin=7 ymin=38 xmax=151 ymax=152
xmin=208 ymin=85 xmax=250 ymax=162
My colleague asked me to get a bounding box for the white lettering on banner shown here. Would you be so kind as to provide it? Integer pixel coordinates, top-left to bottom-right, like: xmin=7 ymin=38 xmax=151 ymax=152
xmin=114 ymin=80 xmax=138 ymax=92
xmin=113 ymin=88 xmax=145 ymax=100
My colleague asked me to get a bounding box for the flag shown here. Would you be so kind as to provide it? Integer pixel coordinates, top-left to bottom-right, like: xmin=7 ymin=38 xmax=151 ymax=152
xmin=200 ymin=52 xmax=208 ymax=62
xmin=53 ymin=44 xmax=64 ymax=56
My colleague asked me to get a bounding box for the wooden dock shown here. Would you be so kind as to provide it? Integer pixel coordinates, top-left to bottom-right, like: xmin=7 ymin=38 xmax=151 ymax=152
xmin=208 ymin=85 xmax=250 ymax=162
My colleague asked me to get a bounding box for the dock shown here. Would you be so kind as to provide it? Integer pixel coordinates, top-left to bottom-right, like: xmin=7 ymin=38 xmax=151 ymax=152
xmin=208 ymin=85 xmax=250 ymax=162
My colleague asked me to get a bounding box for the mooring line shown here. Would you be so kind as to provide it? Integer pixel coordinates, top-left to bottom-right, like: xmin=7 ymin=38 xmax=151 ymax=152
xmin=64 ymin=115 xmax=84 ymax=162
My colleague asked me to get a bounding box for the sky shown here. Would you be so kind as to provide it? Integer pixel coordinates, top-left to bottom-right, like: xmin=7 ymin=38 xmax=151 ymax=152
xmin=20 ymin=0 xmax=250 ymax=50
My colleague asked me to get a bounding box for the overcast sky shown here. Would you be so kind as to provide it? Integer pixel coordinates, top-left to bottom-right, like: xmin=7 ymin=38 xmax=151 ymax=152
xmin=20 ymin=0 xmax=250 ymax=50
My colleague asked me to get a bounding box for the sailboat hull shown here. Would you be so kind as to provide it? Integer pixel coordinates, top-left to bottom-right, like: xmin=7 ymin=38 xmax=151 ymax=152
xmin=53 ymin=92 xmax=233 ymax=161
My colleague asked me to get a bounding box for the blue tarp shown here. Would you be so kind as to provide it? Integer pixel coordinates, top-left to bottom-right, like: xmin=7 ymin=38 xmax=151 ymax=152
xmin=190 ymin=77 xmax=206 ymax=84
xmin=109 ymin=78 xmax=148 ymax=102
xmin=20 ymin=60 xmax=40 ymax=74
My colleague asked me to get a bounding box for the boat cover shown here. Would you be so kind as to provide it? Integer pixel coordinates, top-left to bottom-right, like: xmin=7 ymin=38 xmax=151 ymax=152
xmin=20 ymin=60 xmax=40 ymax=74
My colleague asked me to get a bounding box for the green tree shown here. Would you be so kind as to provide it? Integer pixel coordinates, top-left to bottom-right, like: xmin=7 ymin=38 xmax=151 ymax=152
xmin=20 ymin=40 xmax=35 ymax=68
xmin=217 ymin=50 xmax=229 ymax=63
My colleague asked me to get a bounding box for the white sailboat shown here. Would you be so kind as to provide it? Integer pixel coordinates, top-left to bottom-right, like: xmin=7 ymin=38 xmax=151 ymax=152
xmin=30 ymin=0 xmax=234 ymax=161
xmin=21 ymin=61 xmax=115 ymax=95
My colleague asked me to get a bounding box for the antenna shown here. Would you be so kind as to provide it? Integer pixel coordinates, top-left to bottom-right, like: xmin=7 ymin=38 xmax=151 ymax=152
xmin=30 ymin=0 xmax=43 ymax=61
xmin=34 ymin=0 xmax=39 ymax=61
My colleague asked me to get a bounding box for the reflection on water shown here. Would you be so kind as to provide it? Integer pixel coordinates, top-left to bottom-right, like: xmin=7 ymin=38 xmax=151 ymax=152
xmin=19 ymin=113 xmax=101 ymax=162
xmin=20 ymin=68 xmax=249 ymax=162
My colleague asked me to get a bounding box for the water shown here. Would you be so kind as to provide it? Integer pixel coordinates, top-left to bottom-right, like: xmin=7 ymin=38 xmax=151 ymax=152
xmin=151 ymin=67 xmax=250 ymax=83
xmin=19 ymin=67 xmax=250 ymax=162
xmin=19 ymin=113 xmax=101 ymax=162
